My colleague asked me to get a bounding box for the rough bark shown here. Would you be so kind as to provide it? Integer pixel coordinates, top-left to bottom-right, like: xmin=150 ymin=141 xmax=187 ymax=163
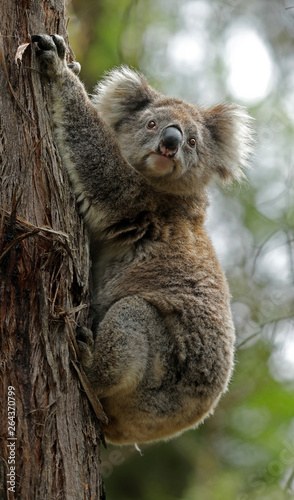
xmin=0 ymin=1 xmax=104 ymax=499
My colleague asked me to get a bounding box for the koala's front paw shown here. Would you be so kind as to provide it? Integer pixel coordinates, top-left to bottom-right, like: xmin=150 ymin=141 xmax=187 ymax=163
xmin=31 ymin=34 xmax=67 ymax=78
xmin=76 ymin=326 xmax=94 ymax=370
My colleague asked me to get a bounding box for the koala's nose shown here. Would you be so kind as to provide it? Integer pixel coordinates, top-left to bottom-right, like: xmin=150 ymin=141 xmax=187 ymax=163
xmin=159 ymin=126 xmax=182 ymax=158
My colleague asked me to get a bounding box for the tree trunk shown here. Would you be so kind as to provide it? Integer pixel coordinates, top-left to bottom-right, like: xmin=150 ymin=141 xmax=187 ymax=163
xmin=0 ymin=1 xmax=104 ymax=499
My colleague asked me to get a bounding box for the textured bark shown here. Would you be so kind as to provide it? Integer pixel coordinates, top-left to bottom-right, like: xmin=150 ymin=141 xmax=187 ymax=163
xmin=0 ymin=1 xmax=104 ymax=499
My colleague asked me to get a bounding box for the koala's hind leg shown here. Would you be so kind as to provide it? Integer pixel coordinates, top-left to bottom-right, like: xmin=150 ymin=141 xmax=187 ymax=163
xmin=77 ymin=296 xmax=156 ymax=398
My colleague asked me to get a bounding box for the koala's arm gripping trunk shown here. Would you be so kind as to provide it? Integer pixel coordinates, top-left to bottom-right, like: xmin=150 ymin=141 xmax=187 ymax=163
xmin=50 ymin=69 xmax=148 ymax=234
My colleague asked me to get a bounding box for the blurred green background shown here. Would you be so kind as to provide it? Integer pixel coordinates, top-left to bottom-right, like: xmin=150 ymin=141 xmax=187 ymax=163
xmin=67 ymin=0 xmax=294 ymax=498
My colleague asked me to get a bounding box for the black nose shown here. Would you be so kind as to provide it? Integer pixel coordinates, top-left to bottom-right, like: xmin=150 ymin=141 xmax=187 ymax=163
xmin=161 ymin=126 xmax=182 ymax=150
xmin=159 ymin=126 xmax=182 ymax=158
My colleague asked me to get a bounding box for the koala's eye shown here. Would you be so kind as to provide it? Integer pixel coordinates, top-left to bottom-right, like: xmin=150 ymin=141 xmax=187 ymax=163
xmin=188 ymin=137 xmax=196 ymax=148
xmin=147 ymin=120 xmax=156 ymax=129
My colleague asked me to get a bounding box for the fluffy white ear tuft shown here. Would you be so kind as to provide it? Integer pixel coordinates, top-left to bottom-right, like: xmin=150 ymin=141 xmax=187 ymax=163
xmin=203 ymin=103 xmax=255 ymax=183
xmin=92 ymin=66 xmax=156 ymax=128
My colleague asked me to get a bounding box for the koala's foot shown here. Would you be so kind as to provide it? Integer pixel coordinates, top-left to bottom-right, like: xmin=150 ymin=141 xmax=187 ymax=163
xmin=76 ymin=326 xmax=94 ymax=370
xmin=67 ymin=62 xmax=81 ymax=75
xmin=31 ymin=34 xmax=67 ymax=78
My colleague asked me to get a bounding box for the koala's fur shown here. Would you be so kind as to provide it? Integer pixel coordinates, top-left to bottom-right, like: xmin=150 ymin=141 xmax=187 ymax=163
xmin=32 ymin=35 xmax=253 ymax=445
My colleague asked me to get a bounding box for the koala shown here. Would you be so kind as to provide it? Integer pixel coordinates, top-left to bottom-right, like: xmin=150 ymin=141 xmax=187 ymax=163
xmin=32 ymin=34 xmax=253 ymax=445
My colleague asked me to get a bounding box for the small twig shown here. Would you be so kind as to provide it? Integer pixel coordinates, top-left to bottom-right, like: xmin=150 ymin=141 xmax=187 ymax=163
xmin=0 ymin=228 xmax=40 ymax=264
xmin=285 ymin=468 xmax=294 ymax=493
xmin=250 ymin=229 xmax=279 ymax=278
xmin=0 ymin=208 xmax=73 ymax=263
xmin=28 ymin=132 xmax=48 ymax=162
xmin=237 ymin=330 xmax=263 ymax=349
xmin=71 ymin=360 xmax=108 ymax=425
xmin=65 ymin=315 xmax=81 ymax=359
xmin=237 ymin=315 xmax=294 ymax=349
xmin=286 ymin=229 xmax=294 ymax=285
xmin=0 ymin=207 xmax=70 ymax=240
xmin=65 ymin=316 xmax=108 ymax=426
xmin=10 ymin=187 xmax=24 ymax=222
xmin=58 ymin=304 xmax=89 ymax=319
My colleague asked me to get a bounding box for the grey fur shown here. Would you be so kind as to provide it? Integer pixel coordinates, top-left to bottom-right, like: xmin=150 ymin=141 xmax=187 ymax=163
xmin=32 ymin=34 xmax=254 ymax=444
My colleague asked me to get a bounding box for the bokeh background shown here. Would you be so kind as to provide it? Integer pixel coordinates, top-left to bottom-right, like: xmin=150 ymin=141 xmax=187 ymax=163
xmin=67 ymin=1 xmax=294 ymax=498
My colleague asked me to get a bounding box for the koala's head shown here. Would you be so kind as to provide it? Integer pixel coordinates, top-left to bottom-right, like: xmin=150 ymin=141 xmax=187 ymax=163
xmin=93 ymin=66 xmax=254 ymax=196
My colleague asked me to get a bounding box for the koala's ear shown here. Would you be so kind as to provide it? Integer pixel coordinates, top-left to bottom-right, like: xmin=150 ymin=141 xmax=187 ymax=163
xmin=92 ymin=66 xmax=157 ymax=128
xmin=203 ymin=103 xmax=254 ymax=183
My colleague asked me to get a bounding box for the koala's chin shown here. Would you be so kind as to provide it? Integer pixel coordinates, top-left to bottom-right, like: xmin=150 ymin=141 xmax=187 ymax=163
xmin=145 ymin=153 xmax=176 ymax=177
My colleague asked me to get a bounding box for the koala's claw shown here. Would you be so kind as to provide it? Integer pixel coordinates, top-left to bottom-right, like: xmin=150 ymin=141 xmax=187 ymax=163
xmin=76 ymin=326 xmax=94 ymax=347
xmin=67 ymin=62 xmax=81 ymax=75
xmin=76 ymin=327 xmax=94 ymax=368
xmin=31 ymin=34 xmax=66 ymax=58
xmin=32 ymin=34 xmax=67 ymax=77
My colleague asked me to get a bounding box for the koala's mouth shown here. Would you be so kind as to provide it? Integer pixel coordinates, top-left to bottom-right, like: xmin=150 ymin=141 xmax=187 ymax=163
xmin=158 ymin=141 xmax=178 ymax=159
xmin=145 ymin=152 xmax=176 ymax=177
